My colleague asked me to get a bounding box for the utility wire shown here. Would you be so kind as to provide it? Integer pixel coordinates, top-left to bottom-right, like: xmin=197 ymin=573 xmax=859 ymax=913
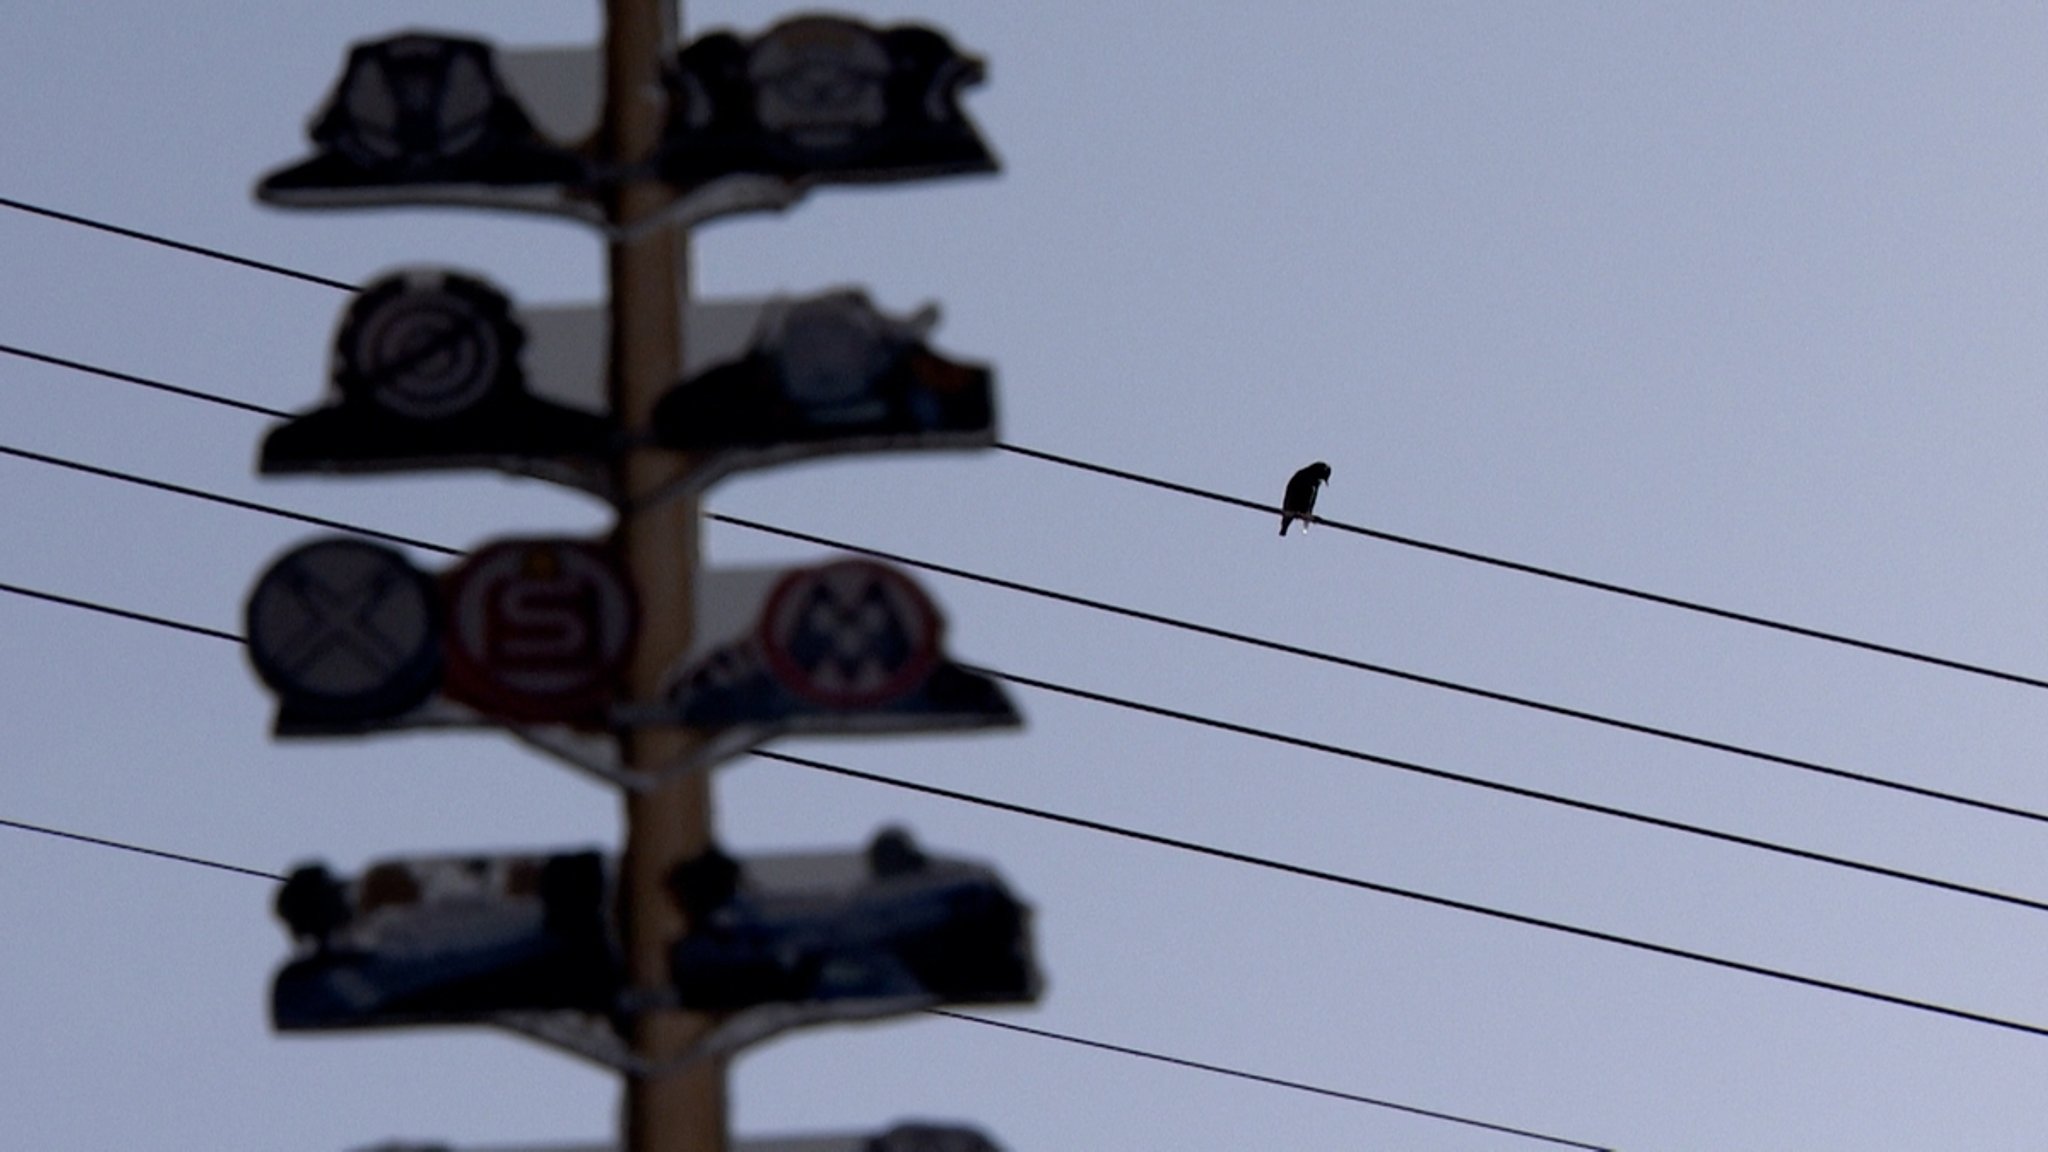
xmin=0 ymin=442 xmax=456 ymax=555
xmin=5 ymin=574 xmax=2047 ymax=1050
xmin=3 ymin=438 xmax=2043 ymax=918
xmin=0 ymin=195 xmax=359 ymax=292
xmin=994 ymin=442 xmax=2048 ymax=694
xmin=0 ymin=578 xmax=242 ymax=644
xmin=2 ymin=408 xmax=2043 ymax=831
xmin=0 ymin=815 xmax=285 ymax=882
xmin=960 ymin=663 xmax=2048 ymax=916
xmin=753 ymin=749 xmax=2048 ymax=1043
xmin=0 ymin=342 xmax=291 ymax=420
xmin=706 ymin=512 xmax=2048 ymax=828
xmin=0 ymin=764 xmax=1609 ymax=1150
xmin=4 ymin=191 xmax=2042 ymax=697
xmin=927 ymin=1010 xmax=1612 ymax=1151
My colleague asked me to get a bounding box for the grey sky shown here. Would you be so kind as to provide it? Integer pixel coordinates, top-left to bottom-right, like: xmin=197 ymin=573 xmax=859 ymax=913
xmin=5 ymin=3 xmax=2048 ymax=1149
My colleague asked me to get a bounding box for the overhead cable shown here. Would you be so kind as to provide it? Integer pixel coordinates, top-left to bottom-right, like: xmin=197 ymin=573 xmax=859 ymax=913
xmin=9 ymin=361 xmax=2042 ymax=828
xmin=0 ymin=195 xmax=358 ymax=292
xmin=2 ymin=438 xmax=2043 ymax=918
xmin=6 ymin=416 xmax=2045 ymax=830
xmin=0 ymin=764 xmax=1608 ymax=1151
xmin=928 ymin=1010 xmax=1612 ymax=1151
xmin=3 ymin=573 xmax=2044 ymax=1047
xmin=3 ymin=192 xmax=2041 ymax=696
xmin=993 ymin=443 xmax=2048 ymax=694
xmin=0 ymin=814 xmax=285 ymax=882
xmin=706 ymin=511 xmax=2048 ymax=828
xmin=755 ymin=748 xmax=2048 ymax=1043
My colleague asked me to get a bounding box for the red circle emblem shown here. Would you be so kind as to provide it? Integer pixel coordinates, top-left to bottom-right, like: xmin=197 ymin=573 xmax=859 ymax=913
xmin=441 ymin=539 xmax=636 ymax=724
xmin=756 ymin=560 xmax=941 ymax=708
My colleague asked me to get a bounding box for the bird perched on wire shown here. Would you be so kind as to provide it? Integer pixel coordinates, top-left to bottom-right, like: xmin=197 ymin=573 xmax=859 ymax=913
xmin=1279 ymin=461 xmax=1331 ymax=536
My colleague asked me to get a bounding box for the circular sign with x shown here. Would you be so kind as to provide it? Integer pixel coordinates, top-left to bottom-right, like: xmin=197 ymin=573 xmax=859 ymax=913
xmin=244 ymin=538 xmax=442 ymax=723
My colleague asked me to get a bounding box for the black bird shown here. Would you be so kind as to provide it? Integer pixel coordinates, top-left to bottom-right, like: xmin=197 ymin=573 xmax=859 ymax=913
xmin=1279 ymin=461 xmax=1331 ymax=536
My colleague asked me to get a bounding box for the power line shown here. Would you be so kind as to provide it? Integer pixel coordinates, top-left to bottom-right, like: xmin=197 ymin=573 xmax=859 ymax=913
xmin=754 ymin=749 xmax=2048 ymax=1044
xmin=16 ymin=358 xmax=2011 ymax=830
xmin=5 ymin=573 xmax=2046 ymax=1050
xmin=0 ymin=342 xmax=291 ymax=420
xmin=3 ymin=388 xmax=2043 ymax=833
xmin=3 ymin=437 xmax=2043 ymax=918
xmin=0 ymin=815 xmax=284 ymax=882
xmin=4 ymin=191 xmax=2041 ymax=698
xmin=928 ymin=1011 xmax=1613 ymax=1151
xmin=993 ymin=442 xmax=2048 ymax=694
xmin=0 ymin=195 xmax=359 ymax=292
xmin=0 ymin=758 xmax=1606 ymax=1150
xmin=706 ymin=512 xmax=2048 ymax=828
xmin=13 ymin=317 xmax=2048 ymax=848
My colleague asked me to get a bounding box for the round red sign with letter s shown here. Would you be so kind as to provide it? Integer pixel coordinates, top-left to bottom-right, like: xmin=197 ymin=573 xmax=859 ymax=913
xmin=441 ymin=539 xmax=635 ymax=725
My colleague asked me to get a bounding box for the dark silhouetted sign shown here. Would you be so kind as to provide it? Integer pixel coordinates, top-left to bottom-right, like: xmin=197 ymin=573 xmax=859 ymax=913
xmin=256 ymin=21 xmax=996 ymax=229
xmin=258 ymin=33 xmax=595 ymax=216
xmin=260 ymin=270 xmax=613 ymax=493
xmin=245 ymin=538 xmax=443 ymax=729
xmin=246 ymin=534 xmax=634 ymax=740
xmin=757 ymin=558 xmax=941 ymax=709
xmin=652 ymin=290 xmax=994 ymax=495
xmin=658 ymin=17 xmax=996 ymax=204
xmin=668 ymin=829 xmax=1040 ymax=1022
xmin=272 ymin=833 xmax=1039 ymax=1075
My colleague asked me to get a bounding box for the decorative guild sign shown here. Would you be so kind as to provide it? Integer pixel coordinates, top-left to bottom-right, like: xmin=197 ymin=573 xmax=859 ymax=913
xmin=667 ymin=829 xmax=1040 ymax=1022
xmin=246 ymin=535 xmax=634 ymax=738
xmin=441 ymin=539 xmax=637 ymax=726
xmin=651 ymin=290 xmax=994 ymax=495
xmin=256 ymin=20 xmax=995 ymax=231
xmin=271 ymin=849 xmax=619 ymax=1033
xmin=261 ymin=276 xmax=993 ymax=502
xmin=657 ymin=16 xmax=997 ymax=204
xmin=244 ymin=538 xmax=444 ymax=730
xmin=260 ymin=269 xmax=614 ymax=494
xmin=272 ymin=832 xmax=1039 ymax=1076
xmin=621 ymin=559 xmax=1018 ymax=786
xmin=246 ymin=542 xmax=1011 ymax=769
xmin=257 ymin=33 xmax=599 ymax=219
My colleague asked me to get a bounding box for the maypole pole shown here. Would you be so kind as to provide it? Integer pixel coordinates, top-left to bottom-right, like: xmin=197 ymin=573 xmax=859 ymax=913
xmin=600 ymin=1 xmax=728 ymax=1150
xmin=245 ymin=8 xmax=1030 ymax=1151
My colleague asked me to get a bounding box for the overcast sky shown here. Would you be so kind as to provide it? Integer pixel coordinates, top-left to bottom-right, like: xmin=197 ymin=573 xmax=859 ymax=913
xmin=8 ymin=3 xmax=2048 ymax=1150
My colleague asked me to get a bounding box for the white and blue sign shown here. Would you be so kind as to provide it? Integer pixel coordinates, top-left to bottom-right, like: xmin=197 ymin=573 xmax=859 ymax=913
xmin=272 ymin=834 xmax=1039 ymax=1077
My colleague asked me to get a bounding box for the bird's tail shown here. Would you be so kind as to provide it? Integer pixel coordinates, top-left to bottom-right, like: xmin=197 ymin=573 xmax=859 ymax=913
xmin=1279 ymin=517 xmax=1291 ymax=536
